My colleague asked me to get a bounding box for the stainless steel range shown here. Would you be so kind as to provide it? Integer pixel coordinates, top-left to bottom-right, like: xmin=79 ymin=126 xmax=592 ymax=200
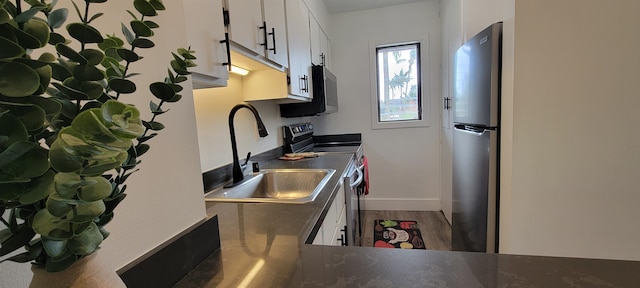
xmin=283 ymin=123 xmax=366 ymax=246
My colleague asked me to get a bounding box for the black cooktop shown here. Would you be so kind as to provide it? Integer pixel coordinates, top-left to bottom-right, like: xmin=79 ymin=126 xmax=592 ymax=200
xmin=283 ymin=123 xmax=361 ymax=154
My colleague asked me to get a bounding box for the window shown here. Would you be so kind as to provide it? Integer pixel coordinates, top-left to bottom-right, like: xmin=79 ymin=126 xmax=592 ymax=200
xmin=370 ymin=39 xmax=429 ymax=129
xmin=377 ymin=43 xmax=421 ymax=122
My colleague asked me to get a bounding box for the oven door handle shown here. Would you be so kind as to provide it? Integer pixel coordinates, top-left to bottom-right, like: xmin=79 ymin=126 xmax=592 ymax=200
xmin=350 ymin=165 xmax=364 ymax=188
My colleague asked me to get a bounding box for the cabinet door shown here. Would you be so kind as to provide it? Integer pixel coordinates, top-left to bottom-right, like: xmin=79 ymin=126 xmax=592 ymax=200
xmin=262 ymin=0 xmax=289 ymax=67
xmin=335 ymin=203 xmax=347 ymax=246
xmin=285 ymin=0 xmax=312 ymax=98
xmin=310 ymin=17 xmax=330 ymax=68
xmin=309 ymin=16 xmax=322 ymax=66
xmin=331 ymin=182 xmax=346 ymax=246
xmin=320 ymin=31 xmax=331 ymax=69
xmin=226 ymin=0 xmax=264 ymax=55
xmin=183 ymin=0 xmax=229 ymax=81
xmin=322 ymin=190 xmax=339 ymax=245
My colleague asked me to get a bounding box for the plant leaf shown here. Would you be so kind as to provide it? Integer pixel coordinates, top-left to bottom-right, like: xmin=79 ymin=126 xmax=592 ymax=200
xmin=68 ymin=223 xmax=103 ymax=255
xmin=15 ymin=7 xmax=43 ymax=23
xmin=79 ymin=49 xmax=105 ymax=66
xmin=72 ymin=64 xmax=104 ymax=81
xmin=134 ymin=0 xmax=158 ymax=16
xmin=41 ymin=237 xmax=68 ymax=258
xmin=19 ymin=171 xmax=55 ymax=204
xmin=121 ymin=23 xmax=135 ymax=44
xmin=77 ymin=176 xmax=112 ymax=202
xmin=0 ymin=36 xmax=26 ymax=59
xmin=144 ymin=20 xmax=159 ymax=29
xmin=0 ymin=224 xmax=36 ymax=257
xmin=48 ymin=32 xmax=67 ymax=46
xmin=71 ymin=0 xmax=83 ymax=20
xmin=52 ymin=82 xmax=89 ymax=100
xmin=2 ymin=240 xmax=43 ymax=263
xmin=0 ymin=62 xmax=40 ymax=97
xmin=67 ymin=23 xmax=103 ymax=44
xmin=23 ymin=19 xmax=51 ymax=48
xmin=142 ymin=120 xmax=164 ymax=131
xmin=48 ymin=8 xmax=68 ymax=29
xmin=130 ymin=20 xmax=153 ymax=37
xmin=149 ymin=82 xmax=174 ymax=101
xmin=56 ymin=43 xmax=87 ymax=64
xmin=137 ymin=133 xmax=157 ymax=144
xmin=87 ymin=12 xmax=103 ymax=23
xmin=149 ymin=0 xmax=166 ymax=11
xmin=131 ymin=38 xmax=154 ymax=48
xmin=69 ymin=200 xmax=105 ymax=223
xmin=116 ymin=48 xmax=139 ymax=62
xmin=0 ymin=7 xmax=11 ymax=25
xmin=108 ymin=78 xmax=136 ymax=94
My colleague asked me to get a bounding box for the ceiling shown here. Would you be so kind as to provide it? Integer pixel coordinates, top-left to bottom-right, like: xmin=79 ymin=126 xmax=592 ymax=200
xmin=322 ymin=0 xmax=428 ymax=14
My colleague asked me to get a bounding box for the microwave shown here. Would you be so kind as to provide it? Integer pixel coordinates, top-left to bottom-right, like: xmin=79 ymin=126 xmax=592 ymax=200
xmin=280 ymin=65 xmax=338 ymax=117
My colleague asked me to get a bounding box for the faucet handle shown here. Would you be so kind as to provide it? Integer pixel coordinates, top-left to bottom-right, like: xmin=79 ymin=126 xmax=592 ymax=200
xmin=241 ymin=152 xmax=252 ymax=171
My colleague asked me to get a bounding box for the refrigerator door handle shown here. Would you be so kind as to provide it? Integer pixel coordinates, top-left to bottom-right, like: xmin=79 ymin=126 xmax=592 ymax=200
xmin=454 ymin=124 xmax=489 ymax=136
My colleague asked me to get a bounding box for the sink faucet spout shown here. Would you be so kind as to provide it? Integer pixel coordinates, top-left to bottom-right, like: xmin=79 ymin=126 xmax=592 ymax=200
xmin=228 ymin=103 xmax=269 ymax=186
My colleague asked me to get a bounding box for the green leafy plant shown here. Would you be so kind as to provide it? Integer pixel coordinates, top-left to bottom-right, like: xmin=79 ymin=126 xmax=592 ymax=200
xmin=0 ymin=0 xmax=196 ymax=272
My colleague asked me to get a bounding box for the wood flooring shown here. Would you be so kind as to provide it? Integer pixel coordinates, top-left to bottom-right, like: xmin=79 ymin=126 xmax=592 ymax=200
xmin=361 ymin=210 xmax=452 ymax=251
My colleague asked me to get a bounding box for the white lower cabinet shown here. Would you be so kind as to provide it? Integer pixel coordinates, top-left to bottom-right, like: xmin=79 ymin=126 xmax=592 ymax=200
xmin=313 ymin=183 xmax=346 ymax=246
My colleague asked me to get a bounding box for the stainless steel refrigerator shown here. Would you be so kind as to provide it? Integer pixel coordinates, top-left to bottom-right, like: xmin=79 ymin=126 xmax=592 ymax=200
xmin=452 ymin=22 xmax=502 ymax=253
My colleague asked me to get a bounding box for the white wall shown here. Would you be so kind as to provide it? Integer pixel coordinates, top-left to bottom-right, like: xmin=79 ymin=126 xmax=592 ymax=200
xmin=0 ymin=1 xmax=206 ymax=286
xmin=194 ymin=75 xmax=306 ymax=172
xmin=499 ymin=0 xmax=640 ymax=261
xmin=313 ymin=1 xmax=442 ymax=211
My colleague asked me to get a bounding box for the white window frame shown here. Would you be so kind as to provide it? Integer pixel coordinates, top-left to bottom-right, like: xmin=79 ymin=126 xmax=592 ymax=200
xmin=369 ymin=36 xmax=430 ymax=130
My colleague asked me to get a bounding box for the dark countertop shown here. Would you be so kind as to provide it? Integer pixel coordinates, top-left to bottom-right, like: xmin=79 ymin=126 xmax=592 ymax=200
xmin=175 ymin=152 xmax=640 ymax=287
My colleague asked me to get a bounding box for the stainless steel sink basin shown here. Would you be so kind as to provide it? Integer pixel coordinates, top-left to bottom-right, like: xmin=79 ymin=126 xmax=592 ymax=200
xmin=204 ymin=169 xmax=336 ymax=204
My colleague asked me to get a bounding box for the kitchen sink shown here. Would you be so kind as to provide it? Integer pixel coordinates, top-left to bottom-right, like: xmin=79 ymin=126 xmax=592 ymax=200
xmin=204 ymin=169 xmax=336 ymax=204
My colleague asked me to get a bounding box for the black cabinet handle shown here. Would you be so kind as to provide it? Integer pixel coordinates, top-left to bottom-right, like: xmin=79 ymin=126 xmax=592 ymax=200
xmin=303 ymin=75 xmax=309 ymax=93
xmin=222 ymin=8 xmax=230 ymax=27
xmin=220 ymin=32 xmax=231 ymax=71
xmin=320 ymin=53 xmax=325 ymax=66
xmin=259 ymin=21 xmax=269 ymax=51
xmin=340 ymin=225 xmax=347 ymax=246
xmin=444 ymin=97 xmax=452 ymax=110
xmin=300 ymin=75 xmax=309 ymax=93
xmin=268 ymin=27 xmax=277 ymax=54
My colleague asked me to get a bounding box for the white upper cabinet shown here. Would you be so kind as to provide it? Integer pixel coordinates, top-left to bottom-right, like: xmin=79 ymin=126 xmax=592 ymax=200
xmin=285 ymin=0 xmax=312 ymax=99
xmin=320 ymin=28 xmax=331 ymax=70
xmin=309 ymin=16 xmax=331 ymax=69
xmin=182 ymin=0 xmax=229 ymax=87
xmin=224 ymin=0 xmax=289 ymax=68
xmin=225 ymin=0 xmax=263 ymax=54
xmin=262 ymin=0 xmax=289 ymax=67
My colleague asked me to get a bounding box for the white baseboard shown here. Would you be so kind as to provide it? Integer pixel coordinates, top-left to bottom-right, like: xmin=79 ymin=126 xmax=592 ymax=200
xmin=363 ymin=198 xmax=441 ymax=211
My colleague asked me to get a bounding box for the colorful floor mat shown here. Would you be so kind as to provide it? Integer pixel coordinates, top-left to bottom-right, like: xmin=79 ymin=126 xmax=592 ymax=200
xmin=373 ymin=220 xmax=426 ymax=249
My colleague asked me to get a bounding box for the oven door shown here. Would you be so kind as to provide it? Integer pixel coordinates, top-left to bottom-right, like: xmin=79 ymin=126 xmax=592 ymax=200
xmin=345 ymin=160 xmax=364 ymax=246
